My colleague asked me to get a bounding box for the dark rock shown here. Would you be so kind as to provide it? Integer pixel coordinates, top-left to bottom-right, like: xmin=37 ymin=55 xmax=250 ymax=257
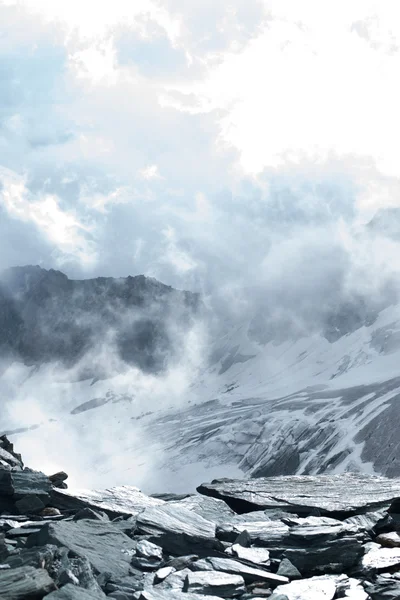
xmin=197 ymin=474 xmax=400 ymax=517
xmin=12 ymin=469 xmax=52 ymax=501
xmin=183 ymin=570 xmax=245 ymax=597
xmin=0 ymin=565 xmax=55 ymax=598
xmin=73 ymin=507 xmax=109 ymax=521
xmin=15 ymin=494 xmax=46 ymax=514
xmin=43 ymin=582 xmax=106 ymax=599
xmin=363 ymin=575 xmax=400 ymax=599
xmin=49 ymin=472 xmax=68 ymax=483
xmin=277 ymin=558 xmax=301 ymax=579
xmin=4 ymin=544 xmax=58 ymax=570
xmin=26 ymin=519 xmax=137 ymax=578
xmin=0 ymin=469 xmax=14 ymax=496
xmin=41 ymin=507 xmax=62 ymax=517
xmin=234 ymin=530 xmax=251 ymax=547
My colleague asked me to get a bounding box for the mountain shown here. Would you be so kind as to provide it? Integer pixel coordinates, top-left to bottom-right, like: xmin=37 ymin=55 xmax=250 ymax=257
xmin=0 ymin=265 xmax=201 ymax=376
xmin=2 ymin=265 xmax=400 ymax=494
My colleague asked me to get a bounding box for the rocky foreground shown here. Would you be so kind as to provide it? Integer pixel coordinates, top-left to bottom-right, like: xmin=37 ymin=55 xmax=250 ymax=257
xmin=2 ymin=438 xmax=400 ymax=598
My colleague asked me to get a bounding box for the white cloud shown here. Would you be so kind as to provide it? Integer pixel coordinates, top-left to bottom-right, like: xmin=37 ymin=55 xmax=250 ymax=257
xmin=0 ymin=167 xmax=96 ymax=266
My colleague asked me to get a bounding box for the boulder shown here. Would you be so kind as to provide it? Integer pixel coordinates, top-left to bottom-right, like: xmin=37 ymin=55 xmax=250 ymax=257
xmin=197 ymin=474 xmax=400 ymax=517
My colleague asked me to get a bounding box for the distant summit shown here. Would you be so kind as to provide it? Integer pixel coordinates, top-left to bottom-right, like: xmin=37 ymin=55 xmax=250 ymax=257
xmin=0 ymin=266 xmax=201 ymax=376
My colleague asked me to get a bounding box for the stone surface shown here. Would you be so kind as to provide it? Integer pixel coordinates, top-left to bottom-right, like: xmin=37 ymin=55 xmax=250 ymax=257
xmin=274 ymin=575 xmax=338 ymax=600
xmin=136 ymin=503 xmax=222 ymax=555
xmin=197 ymin=474 xmax=400 ymax=516
xmin=194 ymin=556 xmax=289 ymax=585
xmin=26 ymin=519 xmax=137 ymax=577
xmin=0 ymin=565 xmax=55 ymax=598
xmin=227 ymin=543 xmax=271 ymax=566
xmin=51 ymin=486 xmax=164 ymax=517
xmin=361 ymin=546 xmax=400 ymax=571
xmin=376 ymin=531 xmax=400 ymax=548
xmin=184 ymin=570 xmax=246 ymax=597
xmin=43 ymin=583 xmax=106 ymax=599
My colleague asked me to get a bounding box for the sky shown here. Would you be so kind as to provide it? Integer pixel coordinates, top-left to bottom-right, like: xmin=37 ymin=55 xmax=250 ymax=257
xmin=1 ymin=0 xmax=400 ymax=298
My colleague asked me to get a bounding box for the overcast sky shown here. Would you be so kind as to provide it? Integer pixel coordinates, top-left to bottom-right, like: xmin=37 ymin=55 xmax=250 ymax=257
xmin=1 ymin=0 xmax=400 ymax=295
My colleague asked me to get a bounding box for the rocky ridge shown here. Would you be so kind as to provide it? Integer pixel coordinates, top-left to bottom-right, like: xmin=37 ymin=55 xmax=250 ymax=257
xmin=2 ymin=437 xmax=400 ymax=598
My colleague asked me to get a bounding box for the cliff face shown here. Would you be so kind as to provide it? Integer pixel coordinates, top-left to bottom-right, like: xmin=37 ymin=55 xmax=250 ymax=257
xmin=0 ymin=266 xmax=201 ymax=374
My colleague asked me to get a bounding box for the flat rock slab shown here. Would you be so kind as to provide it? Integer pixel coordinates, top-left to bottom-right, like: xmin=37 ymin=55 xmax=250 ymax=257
xmin=194 ymin=556 xmax=289 ymax=585
xmin=197 ymin=474 xmax=400 ymax=516
xmin=184 ymin=570 xmax=245 ymax=598
xmin=139 ymin=590 xmax=223 ymax=600
xmin=0 ymin=565 xmax=55 ymax=599
xmin=26 ymin=519 xmax=137 ymax=578
xmin=44 ymin=583 xmax=106 ymax=599
xmin=361 ymin=546 xmax=400 ymax=571
xmin=136 ymin=504 xmax=221 ymax=555
xmin=52 ymin=486 xmax=164 ymax=517
xmin=274 ymin=575 xmax=338 ymax=600
xmin=169 ymin=495 xmax=235 ymax=523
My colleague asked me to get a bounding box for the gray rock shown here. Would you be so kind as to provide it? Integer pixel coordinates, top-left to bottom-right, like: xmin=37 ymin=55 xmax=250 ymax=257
xmin=376 ymin=531 xmax=400 ymax=548
xmin=227 ymin=543 xmax=270 ymax=566
xmin=154 ymin=566 xmax=175 ymax=583
xmin=274 ymin=575 xmax=338 ymax=600
xmin=277 ymin=559 xmax=301 ymax=579
xmin=15 ymin=494 xmax=45 ymax=514
xmin=0 ymin=565 xmax=55 ymax=598
xmin=73 ymin=507 xmax=109 ymax=521
xmin=197 ymin=474 xmax=400 ymax=516
xmin=363 ymin=575 xmax=400 ymax=599
xmin=43 ymin=583 xmax=106 ymax=599
xmin=12 ymin=469 xmax=52 ymax=500
xmin=169 ymin=495 xmax=235 ymax=523
xmin=136 ymin=504 xmax=222 ymax=555
xmin=26 ymin=519 xmax=137 ymax=578
xmin=194 ymin=556 xmax=288 ymax=585
xmin=184 ymin=570 xmax=245 ymax=597
xmin=361 ymin=546 xmax=400 ymax=572
xmin=4 ymin=544 xmax=58 ymax=570
xmin=139 ymin=590 xmax=223 ymax=600
xmin=51 ymin=486 xmax=164 ymax=518
xmin=217 ymin=514 xmax=365 ymax=575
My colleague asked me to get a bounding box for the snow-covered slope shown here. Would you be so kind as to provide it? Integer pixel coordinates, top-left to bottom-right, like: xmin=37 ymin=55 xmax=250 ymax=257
xmin=2 ymin=297 xmax=400 ymax=494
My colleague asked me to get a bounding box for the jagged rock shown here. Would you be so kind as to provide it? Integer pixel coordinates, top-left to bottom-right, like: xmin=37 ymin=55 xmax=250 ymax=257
xmin=335 ymin=576 xmax=369 ymax=599
xmin=217 ymin=514 xmax=366 ymax=575
xmin=234 ymin=530 xmax=252 ymax=547
xmin=136 ymin=504 xmax=222 ymax=555
xmin=274 ymin=574 xmax=338 ymax=600
xmin=0 ymin=565 xmax=55 ymax=598
xmin=131 ymin=540 xmax=163 ymax=570
xmin=73 ymin=507 xmax=109 ymax=521
xmin=197 ymin=474 xmax=400 ymax=516
xmin=193 ymin=556 xmax=289 ymax=585
xmin=43 ymin=583 xmax=106 ymax=599
xmin=376 ymin=531 xmax=400 ymax=547
xmin=277 ymin=559 xmax=301 ymax=579
xmin=0 ymin=436 xmax=23 ymax=468
xmin=363 ymin=575 xmax=400 ymax=599
xmin=184 ymin=570 xmax=246 ymax=597
xmin=3 ymin=544 xmax=58 ymax=570
xmin=26 ymin=519 xmax=137 ymax=578
xmin=0 ymin=470 xmax=14 ymax=495
xmin=51 ymin=486 xmax=164 ymax=518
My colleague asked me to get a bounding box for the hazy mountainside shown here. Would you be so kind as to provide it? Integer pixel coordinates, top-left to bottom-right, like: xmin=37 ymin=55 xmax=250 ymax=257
xmin=2 ymin=263 xmax=400 ymax=493
xmin=0 ymin=266 xmax=201 ymax=376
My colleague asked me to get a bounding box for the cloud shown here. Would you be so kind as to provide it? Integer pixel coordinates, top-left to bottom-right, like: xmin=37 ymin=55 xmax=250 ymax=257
xmin=0 ymin=167 xmax=96 ymax=266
